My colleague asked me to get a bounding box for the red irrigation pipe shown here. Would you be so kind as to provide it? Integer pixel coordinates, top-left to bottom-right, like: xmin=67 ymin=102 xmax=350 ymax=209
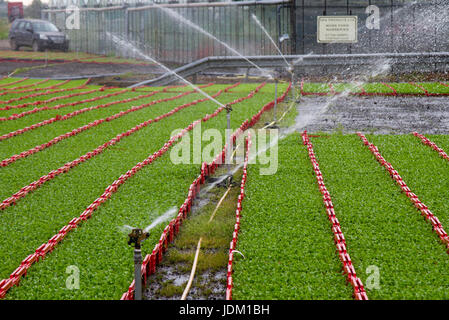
xmin=302 ymin=131 xmax=368 ymax=300
xmin=0 ymin=79 xmax=50 ymax=91
xmin=357 ymin=132 xmax=449 ymax=252
xmin=0 ymin=80 xmax=70 ymax=96
xmin=329 ymin=83 xmax=336 ymax=95
xmin=0 ymin=80 xmax=71 ymax=96
xmin=0 ymin=83 xmax=218 ymax=166
xmin=0 ymin=79 xmax=91 ymax=107
xmin=412 ymin=132 xmax=449 ymax=162
xmin=224 ymin=82 xmax=241 ymax=93
xmin=381 ymin=82 xmax=398 ymax=96
xmin=154 ymin=83 xmax=188 ymax=92
xmin=409 ymin=82 xmax=429 ymax=96
xmin=357 ymin=84 xmax=367 ymax=96
xmin=225 ymin=133 xmax=251 ymax=301
xmin=0 ymin=78 xmax=29 ymax=88
xmin=0 ymin=82 xmax=273 ymax=300
xmin=120 ymin=82 xmax=292 ymax=300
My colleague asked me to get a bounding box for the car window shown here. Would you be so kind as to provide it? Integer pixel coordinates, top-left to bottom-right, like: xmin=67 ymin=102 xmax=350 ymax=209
xmin=25 ymin=22 xmax=32 ymax=31
xmin=32 ymin=22 xmax=59 ymax=32
xmin=16 ymin=21 xmax=25 ymax=31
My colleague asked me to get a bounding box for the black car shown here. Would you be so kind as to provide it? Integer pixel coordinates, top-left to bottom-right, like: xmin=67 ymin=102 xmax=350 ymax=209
xmin=9 ymin=19 xmax=69 ymax=52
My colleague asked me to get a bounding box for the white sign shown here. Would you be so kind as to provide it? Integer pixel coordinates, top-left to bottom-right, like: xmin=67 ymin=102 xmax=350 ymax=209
xmin=317 ymin=16 xmax=358 ymax=43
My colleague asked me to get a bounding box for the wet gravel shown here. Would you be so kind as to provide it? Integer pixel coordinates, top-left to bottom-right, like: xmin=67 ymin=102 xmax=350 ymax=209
xmin=297 ymin=95 xmax=449 ymax=134
xmin=17 ymin=61 xmax=163 ymax=79
xmin=0 ymin=61 xmax=43 ymax=76
xmin=0 ymin=56 xmax=164 ymax=79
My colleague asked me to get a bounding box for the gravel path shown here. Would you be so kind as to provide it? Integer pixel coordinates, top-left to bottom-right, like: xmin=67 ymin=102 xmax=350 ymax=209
xmin=296 ymin=95 xmax=449 ymax=134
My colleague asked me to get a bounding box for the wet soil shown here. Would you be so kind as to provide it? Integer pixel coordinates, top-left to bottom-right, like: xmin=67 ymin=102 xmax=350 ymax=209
xmin=298 ymin=95 xmax=449 ymax=134
xmin=0 ymin=61 xmax=44 ymax=76
xmin=143 ymin=174 xmax=239 ymax=301
xmin=16 ymin=61 xmax=163 ymax=80
xmin=0 ymin=40 xmax=11 ymax=50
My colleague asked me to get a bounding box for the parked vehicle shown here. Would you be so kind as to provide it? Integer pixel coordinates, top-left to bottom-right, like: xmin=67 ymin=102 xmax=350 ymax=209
xmin=8 ymin=19 xmax=69 ymax=52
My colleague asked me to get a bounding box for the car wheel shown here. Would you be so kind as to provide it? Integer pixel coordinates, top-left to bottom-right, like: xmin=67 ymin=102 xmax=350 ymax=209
xmin=32 ymin=41 xmax=41 ymax=52
xmin=10 ymin=39 xmax=18 ymax=51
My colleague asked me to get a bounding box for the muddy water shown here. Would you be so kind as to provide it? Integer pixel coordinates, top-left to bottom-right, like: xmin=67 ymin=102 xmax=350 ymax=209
xmin=298 ymin=96 xmax=449 ymax=134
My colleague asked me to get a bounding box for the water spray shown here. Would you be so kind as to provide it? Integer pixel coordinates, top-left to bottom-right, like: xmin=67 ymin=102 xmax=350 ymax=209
xmin=225 ymin=104 xmax=232 ymax=176
xmin=108 ymin=33 xmax=225 ymax=108
xmin=127 ymin=228 xmax=149 ymax=300
xmin=273 ymin=78 xmax=278 ymax=123
xmin=287 ymin=64 xmax=296 ymax=102
xmin=150 ymin=2 xmax=273 ymax=80
xmin=251 ymin=13 xmax=289 ymax=69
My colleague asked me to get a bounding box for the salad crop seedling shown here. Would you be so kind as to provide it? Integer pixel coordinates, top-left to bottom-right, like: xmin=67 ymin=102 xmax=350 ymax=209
xmin=1 ymin=82 xmax=287 ymax=299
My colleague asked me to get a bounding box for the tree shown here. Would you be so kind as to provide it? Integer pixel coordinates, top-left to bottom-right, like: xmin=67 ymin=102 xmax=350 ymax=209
xmin=25 ymin=0 xmax=43 ymax=19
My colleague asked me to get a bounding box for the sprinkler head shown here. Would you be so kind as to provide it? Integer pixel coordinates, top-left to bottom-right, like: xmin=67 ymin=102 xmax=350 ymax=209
xmin=128 ymin=228 xmax=149 ymax=249
xmin=224 ymin=104 xmax=233 ymax=113
xmin=217 ymin=174 xmax=233 ymax=188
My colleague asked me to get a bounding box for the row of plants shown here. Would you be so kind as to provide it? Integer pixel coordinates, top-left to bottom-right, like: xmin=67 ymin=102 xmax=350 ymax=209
xmin=0 ymin=86 xmax=220 ymax=168
xmin=300 ymin=81 xmax=449 ymax=96
xmin=302 ymin=131 xmax=368 ymax=300
xmin=233 ymin=132 xmax=449 ymax=299
xmin=309 ymin=134 xmax=449 ymax=299
xmin=0 ymin=85 xmax=229 ymax=158
xmin=366 ymin=133 xmax=449 ymax=245
xmin=1 ymin=82 xmax=287 ymax=299
xmin=0 ymin=79 xmax=93 ymax=104
xmin=0 ymin=83 xmax=215 ymax=122
xmin=358 ymin=133 xmax=449 ymax=251
xmin=0 ymin=85 xmax=243 ymax=205
xmin=232 ymin=133 xmax=353 ymax=300
xmin=0 ymin=90 xmax=182 ymax=159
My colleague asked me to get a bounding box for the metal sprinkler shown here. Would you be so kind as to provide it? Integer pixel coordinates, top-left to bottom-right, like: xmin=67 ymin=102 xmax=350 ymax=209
xmin=225 ymin=104 xmax=233 ymax=176
xmin=264 ymin=76 xmax=280 ymax=129
xmin=127 ymin=228 xmax=149 ymax=300
xmin=287 ymin=64 xmax=295 ymax=102
xmin=273 ymin=77 xmax=278 ymax=122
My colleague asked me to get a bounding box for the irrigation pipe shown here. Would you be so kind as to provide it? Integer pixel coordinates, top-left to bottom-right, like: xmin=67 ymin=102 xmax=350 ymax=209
xmin=208 ymin=186 xmax=232 ymax=223
xmin=181 ymin=237 xmax=203 ymax=300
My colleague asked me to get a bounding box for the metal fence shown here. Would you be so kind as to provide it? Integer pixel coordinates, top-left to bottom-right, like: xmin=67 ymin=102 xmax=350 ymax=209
xmin=44 ymin=1 xmax=292 ymax=64
xmin=0 ymin=2 xmax=7 ymax=18
xmin=42 ymin=0 xmax=449 ymax=64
